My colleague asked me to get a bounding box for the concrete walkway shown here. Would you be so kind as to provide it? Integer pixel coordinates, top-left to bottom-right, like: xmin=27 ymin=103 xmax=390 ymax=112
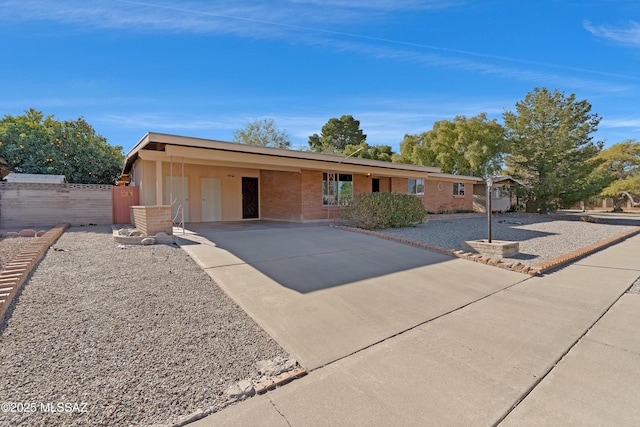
xmin=177 ymin=222 xmax=640 ymax=426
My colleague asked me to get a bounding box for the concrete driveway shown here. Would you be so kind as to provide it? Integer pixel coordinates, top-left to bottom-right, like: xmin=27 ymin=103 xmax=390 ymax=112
xmin=176 ymin=221 xmax=527 ymax=370
xmin=178 ymin=221 xmax=640 ymax=426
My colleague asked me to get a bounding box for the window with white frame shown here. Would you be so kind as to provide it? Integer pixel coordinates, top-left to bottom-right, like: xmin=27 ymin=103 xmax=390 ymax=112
xmin=408 ymin=178 xmax=425 ymax=195
xmin=323 ymin=173 xmax=353 ymax=205
xmin=453 ymin=182 xmax=465 ymax=196
xmin=492 ymin=186 xmax=503 ymax=199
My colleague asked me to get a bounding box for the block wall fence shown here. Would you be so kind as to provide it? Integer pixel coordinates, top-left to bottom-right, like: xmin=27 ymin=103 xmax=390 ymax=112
xmin=0 ymin=182 xmax=113 ymax=228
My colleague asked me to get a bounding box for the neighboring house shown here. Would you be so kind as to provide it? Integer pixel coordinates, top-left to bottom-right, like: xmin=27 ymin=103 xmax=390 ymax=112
xmin=121 ymin=133 xmax=482 ymax=223
xmin=473 ymin=176 xmax=524 ymax=213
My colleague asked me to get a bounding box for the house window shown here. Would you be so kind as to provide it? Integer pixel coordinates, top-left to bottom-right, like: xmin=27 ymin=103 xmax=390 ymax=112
xmin=408 ymin=178 xmax=425 ymax=195
xmin=492 ymin=186 xmax=503 ymax=199
xmin=323 ymin=173 xmax=353 ymax=205
xmin=453 ymin=182 xmax=465 ymax=196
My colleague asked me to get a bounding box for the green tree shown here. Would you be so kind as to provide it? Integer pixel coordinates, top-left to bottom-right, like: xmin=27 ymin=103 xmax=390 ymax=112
xmin=0 ymin=109 xmax=123 ymax=184
xmin=593 ymin=139 xmax=640 ymax=207
xmin=393 ymin=113 xmax=506 ymax=176
xmin=233 ymin=117 xmax=291 ymax=149
xmin=342 ymin=142 xmax=394 ymax=162
xmin=308 ymin=115 xmax=366 ymax=153
xmin=504 ymin=88 xmax=604 ymax=212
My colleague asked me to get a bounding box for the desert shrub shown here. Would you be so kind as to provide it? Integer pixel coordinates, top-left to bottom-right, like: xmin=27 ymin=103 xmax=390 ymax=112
xmin=341 ymin=192 xmax=426 ymax=230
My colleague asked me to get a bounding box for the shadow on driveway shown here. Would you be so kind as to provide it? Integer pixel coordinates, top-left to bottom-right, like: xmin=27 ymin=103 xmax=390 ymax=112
xmin=178 ymin=221 xmax=455 ymax=293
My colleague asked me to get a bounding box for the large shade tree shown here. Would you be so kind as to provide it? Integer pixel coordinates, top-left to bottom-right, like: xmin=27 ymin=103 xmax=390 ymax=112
xmin=394 ymin=113 xmax=507 ymax=177
xmin=233 ymin=117 xmax=291 ymax=149
xmin=0 ymin=109 xmax=123 ymax=184
xmin=342 ymin=142 xmax=394 ymax=162
xmin=504 ymin=88 xmax=604 ymax=212
xmin=308 ymin=115 xmax=366 ymax=154
xmin=593 ymin=139 xmax=640 ymax=208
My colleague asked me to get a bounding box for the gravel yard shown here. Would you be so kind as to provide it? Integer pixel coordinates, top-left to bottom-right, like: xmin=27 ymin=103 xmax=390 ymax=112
xmin=0 ymin=226 xmax=290 ymax=427
xmin=0 ymin=236 xmax=32 ymax=269
xmin=378 ymin=214 xmax=640 ymax=266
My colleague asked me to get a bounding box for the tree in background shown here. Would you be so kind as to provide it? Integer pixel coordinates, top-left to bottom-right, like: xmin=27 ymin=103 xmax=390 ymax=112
xmin=504 ymin=88 xmax=604 ymax=212
xmin=308 ymin=115 xmax=366 ymax=154
xmin=593 ymin=139 xmax=640 ymax=208
xmin=0 ymin=109 xmax=123 ymax=184
xmin=393 ymin=113 xmax=506 ymax=177
xmin=342 ymin=142 xmax=394 ymax=162
xmin=233 ymin=117 xmax=291 ymax=149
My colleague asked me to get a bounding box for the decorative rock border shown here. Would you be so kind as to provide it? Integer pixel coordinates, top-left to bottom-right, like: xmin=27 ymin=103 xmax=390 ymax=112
xmin=335 ymin=225 xmax=640 ymax=276
xmin=531 ymin=226 xmax=640 ymax=274
xmin=0 ymin=223 xmax=69 ymax=323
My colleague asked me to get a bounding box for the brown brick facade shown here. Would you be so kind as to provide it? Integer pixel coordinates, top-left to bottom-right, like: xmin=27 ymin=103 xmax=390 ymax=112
xmin=131 ymin=205 xmax=173 ymax=235
xmin=423 ymin=180 xmax=473 ymax=213
xmin=301 ymin=170 xmax=324 ymax=220
xmin=260 ymin=170 xmax=302 ymax=220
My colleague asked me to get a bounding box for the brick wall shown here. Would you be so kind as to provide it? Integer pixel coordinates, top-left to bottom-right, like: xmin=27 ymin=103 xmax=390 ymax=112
xmin=0 ymin=182 xmax=112 ymax=228
xmin=131 ymin=205 xmax=173 ymax=235
xmin=301 ymin=170 xmax=324 ymax=220
xmin=353 ymin=174 xmax=371 ymax=197
xmin=390 ymin=177 xmax=408 ymax=193
xmin=423 ymin=180 xmax=474 ymax=213
xmin=260 ymin=170 xmax=302 ymax=220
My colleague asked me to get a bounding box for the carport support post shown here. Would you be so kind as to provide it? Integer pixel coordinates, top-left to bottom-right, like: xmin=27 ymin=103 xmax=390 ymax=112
xmin=486 ymin=176 xmax=493 ymax=243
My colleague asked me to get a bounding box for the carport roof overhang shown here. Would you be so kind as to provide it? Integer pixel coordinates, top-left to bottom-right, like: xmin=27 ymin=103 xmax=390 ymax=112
xmin=122 ymin=132 xmax=481 ymax=182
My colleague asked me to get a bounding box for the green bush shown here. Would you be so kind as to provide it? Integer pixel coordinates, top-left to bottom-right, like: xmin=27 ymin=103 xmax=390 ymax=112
xmin=341 ymin=192 xmax=426 ymax=230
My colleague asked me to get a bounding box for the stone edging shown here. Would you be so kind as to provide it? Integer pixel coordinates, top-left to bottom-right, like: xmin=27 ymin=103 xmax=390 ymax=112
xmin=0 ymin=223 xmax=70 ymax=323
xmin=335 ymin=225 xmax=640 ymax=276
xmin=531 ymin=227 xmax=640 ymax=273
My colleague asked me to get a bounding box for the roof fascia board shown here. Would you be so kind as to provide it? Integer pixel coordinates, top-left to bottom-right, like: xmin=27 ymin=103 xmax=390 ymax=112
xmin=138 ymin=150 xmax=302 ymax=173
xmin=427 ymin=173 xmax=483 ymax=182
xmin=163 ymin=145 xmax=433 ymax=178
xmin=147 ymin=132 xmax=441 ymax=174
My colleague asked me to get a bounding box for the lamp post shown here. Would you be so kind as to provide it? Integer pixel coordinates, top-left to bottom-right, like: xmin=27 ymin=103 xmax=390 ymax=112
xmin=486 ymin=176 xmax=494 ymax=243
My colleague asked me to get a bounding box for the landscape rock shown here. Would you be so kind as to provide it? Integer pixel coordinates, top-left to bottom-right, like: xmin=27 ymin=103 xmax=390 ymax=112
xmin=141 ymin=237 xmax=156 ymax=246
xmin=225 ymin=379 xmax=255 ymax=400
xmin=18 ymin=229 xmax=37 ymax=238
xmin=256 ymin=356 xmax=299 ymax=377
xmin=0 ymin=225 xmax=290 ymax=426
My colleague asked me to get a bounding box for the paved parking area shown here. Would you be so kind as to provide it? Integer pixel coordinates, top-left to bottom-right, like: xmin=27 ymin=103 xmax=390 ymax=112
xmin=177 ymin=222 xmax=526 ymax=369
xmin=177 ymin=221 xmax=640 ymax=426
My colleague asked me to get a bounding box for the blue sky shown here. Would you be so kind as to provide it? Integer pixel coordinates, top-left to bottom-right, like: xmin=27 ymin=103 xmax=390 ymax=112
xmin=1 ymin=0 xmax=639 ymax=154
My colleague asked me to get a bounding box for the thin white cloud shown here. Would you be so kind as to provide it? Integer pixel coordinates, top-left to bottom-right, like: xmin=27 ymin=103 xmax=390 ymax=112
xmin=2 ymin=0 xmax=635 ymax=93
xmin=289 ymin=0 xmax=457 ymax=11
xmin=601 ymin=116 xmax=640 ymax=129
xmin=102 ymin=112 xmax=242 ymax=131
xmin=584 ymin=20 xmax=640 ymax=46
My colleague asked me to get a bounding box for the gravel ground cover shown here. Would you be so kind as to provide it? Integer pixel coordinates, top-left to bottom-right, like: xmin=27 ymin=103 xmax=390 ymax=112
xmin=0 ymin=236 xmax=33 ymax=269
xmin=377 ymin=214 xmax=640 ymax=266
xmin=0 ymin=226 xmax=290 ymax=427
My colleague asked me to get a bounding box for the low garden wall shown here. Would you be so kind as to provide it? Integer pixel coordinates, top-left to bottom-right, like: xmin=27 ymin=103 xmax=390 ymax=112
xmin=0 ymin=182 xmax=113 ymax=228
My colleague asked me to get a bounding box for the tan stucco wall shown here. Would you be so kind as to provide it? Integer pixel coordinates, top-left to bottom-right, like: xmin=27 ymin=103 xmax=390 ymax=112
xmin=136 ymin=160 xmax=260 ymax=222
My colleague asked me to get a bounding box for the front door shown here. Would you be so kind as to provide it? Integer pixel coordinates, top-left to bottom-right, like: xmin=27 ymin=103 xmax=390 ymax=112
xmin=372 ymin=178 xmax=380 ymax=192
xmin=242 ymin=177 xmax=259 ymax=219
xmin=201 ymin=177 xmax=222 ymax=222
